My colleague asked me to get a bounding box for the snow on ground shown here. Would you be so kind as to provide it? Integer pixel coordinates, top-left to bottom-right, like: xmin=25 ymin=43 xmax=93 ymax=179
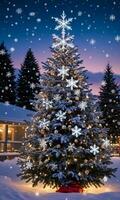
xmin=0 ymin=157 xmax=120 ymax=200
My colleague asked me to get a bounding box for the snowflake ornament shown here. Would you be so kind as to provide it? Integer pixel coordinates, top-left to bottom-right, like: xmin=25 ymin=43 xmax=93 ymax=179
xmin=56 ymin=110 xmax=66 ymax=121
xmin=26 ymin=161 xmax=32 ymax=169
xmin=72 ymin=125 xmax=82 ymax=137
xmin=40 ymin=139 xmax=47 ymax=151
xmin=52 ymin=11 xmax=74 ymax=50
xmin=103 ymin=176 xmax=108 ymax=182
xmin=53 ymin=94 xmax=61 ymax=101
xmin=6 ymin=72 xmax=11 ymax=77
xmin=66 ymin=77 xmax=78 ymax=90
xmin=58 ymin=65 xmax=69 ymax=79
xmin=0 ymin=49 xmax=6 ymax=55
xmin=102 ymin=138 xmax=110 ymax=148
xmin=52 ymin=34 xmax=74 ymax=50
xmin=68 ymin=143 xmax=76 ymax=152
xmin=54 ymin=11 xmax=73 ymax=33
xmin=42 ymin=98 xmax=53 ymax=109
xmin=39 ymin=118 xmax=50 ymax=129
xmin=90 ymin=144 xmax=99 ymax=155
xmin=79 ymin=101 xmax=87 ymax=110
xmin=74 ymin=89 xmax=81 ymax=96
xmin=30 ymin=83 xmax=36 ymax=89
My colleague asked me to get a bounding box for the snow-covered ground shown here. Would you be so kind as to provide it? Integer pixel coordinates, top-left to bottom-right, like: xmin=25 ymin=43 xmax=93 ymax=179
xmin=0 ymin=157 xmax=120 ymax=200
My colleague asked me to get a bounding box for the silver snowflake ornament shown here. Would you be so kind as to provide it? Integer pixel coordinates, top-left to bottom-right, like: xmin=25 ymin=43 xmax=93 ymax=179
xmin=79 ymin=101 xmax=87 ymax=110
xmin=90 ymin=144 xmax=99 ymax=155
xmin=0 ymin=49 xmax=6 ymax=55
xmin=39 ymin=118 xmax=50 ymax=129
xmin=56 ymin=110 xmax=66 ymax=121
xmin=53 ymin=94 xmax=61 ymax=101
xmin=6 ymin=72 xmax=11 ymax=77
xmin=72 ymin=125 xmax=82 ymax=137
xmin=30 ymin=83 xmax=36 ymax=89
xmin=40 ymin=139 xmax=47 ymax=151
xmin=54 ymin=11 xmax=73 ymax=33
xmin=102 ymin=138 xmax=110 ymax=148
xmin=58 ymin=65 xmax=69 ymax=80
xmin=68 ymin=143 xmax=76 ymax=152
xmin=42 ymin=98 xmax=53 ymax=109
xmin=26 ymin=161 xmax=32 ymax=169
xmin=52 ymin=34 xmax=74 ymax=50
xmin=66 ymin=77 xmax=78 ymax=90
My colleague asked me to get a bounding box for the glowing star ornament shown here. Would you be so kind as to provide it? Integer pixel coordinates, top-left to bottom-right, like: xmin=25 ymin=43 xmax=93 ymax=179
xmin=66 ymin=77 xmax=78 ymax=90
xmin=39 ymin=118 xmax=50 ymax=129
xmin=58 ymin=65 xmax=69 ymax=79
xmin=79 ymin=101 xmax=87 ymax=110
xmin=56 ymin=110 xmax=66 ymax=121
xmin=72 ymin=126 xmax=82 ymax=137
xmin=90 ymin=144 xmax=99 ymax=155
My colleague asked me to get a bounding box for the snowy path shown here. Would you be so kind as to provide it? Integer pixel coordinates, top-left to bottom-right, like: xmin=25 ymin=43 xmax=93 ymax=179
xmin=0 ymin=158 xmax=120 ymax=200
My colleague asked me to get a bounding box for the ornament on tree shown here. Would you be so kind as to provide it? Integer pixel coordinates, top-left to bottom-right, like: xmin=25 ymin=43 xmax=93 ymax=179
xmin=58 ymin=65 xmax=69 ymax=80
xmin=56 ymin=110 xmax=66 ymax=122
xmin=66 ymin=77 xmax=78 ymax=90
xmin=72 ymin=125 xmax=82 ymax=137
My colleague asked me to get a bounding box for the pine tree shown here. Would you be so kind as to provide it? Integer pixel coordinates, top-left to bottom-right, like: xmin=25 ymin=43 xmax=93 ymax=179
xmin=99 ymin=64 xmax=120 ymax=143
xmin=0 ymin=42 xmax=16 ymax=104
xmin=17 ymin=49 xmax=40 ymax=110
xmin=18 ymin=12 xmax=116 ymax=191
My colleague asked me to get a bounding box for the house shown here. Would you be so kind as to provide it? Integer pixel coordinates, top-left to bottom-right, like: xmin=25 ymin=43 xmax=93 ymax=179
xmin=0 ymin=102 xmax=35 ymax=154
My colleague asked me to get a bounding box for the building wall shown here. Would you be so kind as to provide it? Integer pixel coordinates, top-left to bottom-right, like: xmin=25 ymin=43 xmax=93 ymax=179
xmin=0 ymin=123 xmax=26 ymax=152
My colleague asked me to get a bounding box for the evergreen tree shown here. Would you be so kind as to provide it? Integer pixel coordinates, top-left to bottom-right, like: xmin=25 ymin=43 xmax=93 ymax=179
xmin=18 ymin=12 xmax=116 ymax=191
xmin=100 ymin=64 xmax=120 ymax=143
xmin=0 ymin=42 xmax=16 ymax=104
xmin=17 ymin=49 xmax=40 ymax=110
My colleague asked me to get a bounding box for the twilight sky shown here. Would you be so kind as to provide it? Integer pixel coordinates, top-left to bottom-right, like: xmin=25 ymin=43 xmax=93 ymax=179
xmin=0 ymin=0 xmax=120 ymax=94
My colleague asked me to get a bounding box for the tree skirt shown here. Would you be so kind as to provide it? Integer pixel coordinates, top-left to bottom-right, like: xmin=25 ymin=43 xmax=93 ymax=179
xmin=56 ymin=183 xmax=84 ymax=193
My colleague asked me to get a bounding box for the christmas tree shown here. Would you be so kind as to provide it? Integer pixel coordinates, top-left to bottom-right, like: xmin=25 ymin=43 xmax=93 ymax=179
xmin=100 ymin=64 xmax=120 ymax=143
xmin=18 ymin=12 xmax=116 ymax=192
xmin=17 ymin=48 xmax=40 ymax=110
xmin=0 ymin=42 xmax=16 ymax=104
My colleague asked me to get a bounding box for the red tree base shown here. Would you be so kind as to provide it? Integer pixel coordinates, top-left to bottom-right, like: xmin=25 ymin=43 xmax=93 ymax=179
xmin=56 ymin=183 xmax=84 ymax=193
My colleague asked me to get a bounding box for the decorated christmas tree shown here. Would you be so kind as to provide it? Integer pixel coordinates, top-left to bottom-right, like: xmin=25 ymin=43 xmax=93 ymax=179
xmin=0 ymin=42 xmax=16 ymax=104
xmin=17 ymin=48 xmax=40 ymax=110
xmin=100 ymin=64 xmax=120 ymax=143
xmin=18 ymin=12 xmax=116 ymax=192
